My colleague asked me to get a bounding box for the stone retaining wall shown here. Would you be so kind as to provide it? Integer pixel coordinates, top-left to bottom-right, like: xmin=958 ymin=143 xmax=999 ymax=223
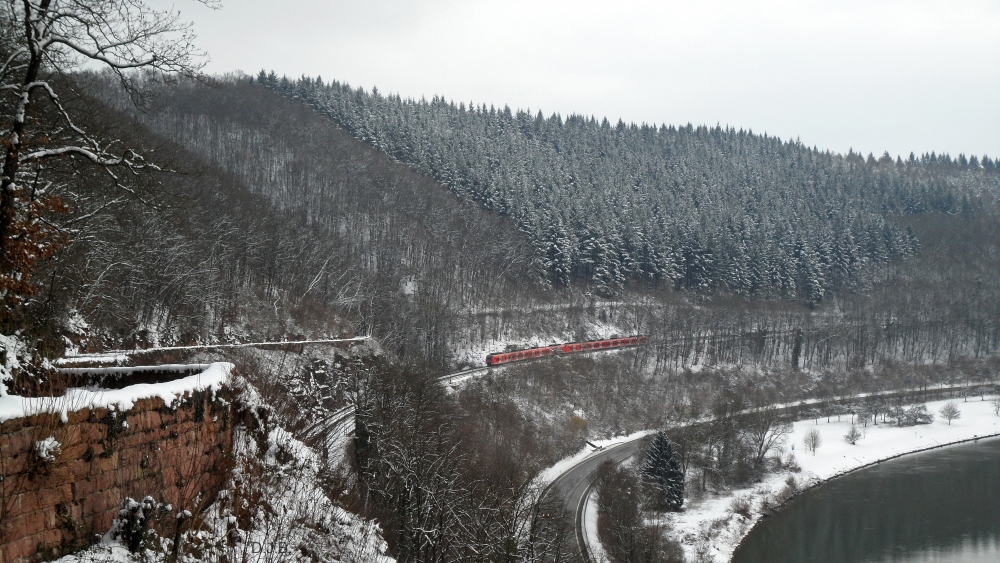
xmin=0 ymin=390 xmax=232 ymax=562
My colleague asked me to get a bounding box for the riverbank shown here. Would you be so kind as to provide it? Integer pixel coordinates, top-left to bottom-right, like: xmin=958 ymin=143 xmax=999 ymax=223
xmin=666 ymin=395 xmax=1000 ymax=563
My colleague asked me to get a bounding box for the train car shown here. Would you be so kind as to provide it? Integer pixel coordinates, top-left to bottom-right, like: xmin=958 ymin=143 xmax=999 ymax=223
xmin=485 ymin=335 xmax=647 ymax=366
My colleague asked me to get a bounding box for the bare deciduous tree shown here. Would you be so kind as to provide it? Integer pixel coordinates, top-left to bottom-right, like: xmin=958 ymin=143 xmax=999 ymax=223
xmin=939 ymin=401 xmax=961 ymax=425
xmin=803 ymin=428 xmax=822 ymax=455
xmin=742 ymin=404 xmax=792 ymax=466
xmin=0 ymin=0 xmax=212 ymax=321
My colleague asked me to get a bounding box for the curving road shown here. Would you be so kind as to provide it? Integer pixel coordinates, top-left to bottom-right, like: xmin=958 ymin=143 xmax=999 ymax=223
xmin=547 ymin=438 xmax=647 ymax=561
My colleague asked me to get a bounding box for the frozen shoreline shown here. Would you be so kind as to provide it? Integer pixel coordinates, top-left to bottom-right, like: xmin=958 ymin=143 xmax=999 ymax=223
xmin=667 ymin=396 xmax=1000 ymax=563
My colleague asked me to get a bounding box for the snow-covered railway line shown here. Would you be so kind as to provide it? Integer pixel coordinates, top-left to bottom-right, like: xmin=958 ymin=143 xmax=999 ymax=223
xmin=300 ymin=366 xmax=495 ymax=462
xmin=304 ymin=346 xmax=647 ymax=463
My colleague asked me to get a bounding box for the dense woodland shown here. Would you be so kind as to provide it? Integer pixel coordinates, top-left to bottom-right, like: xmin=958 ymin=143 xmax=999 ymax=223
xmin=4 ymin=3 xmax=1000 ymax=563
xmin=265 ymin=73 xmax=1000 ymax=302
xmin=2 ymin=68 xmax=994 ymax=378
xmin=2 ymin=73 xmax=547 ymax=365
xmin=90 ymin=75 xmax=546 ymax=363
xmin=3 ymin=72 xmax=994 ymax=377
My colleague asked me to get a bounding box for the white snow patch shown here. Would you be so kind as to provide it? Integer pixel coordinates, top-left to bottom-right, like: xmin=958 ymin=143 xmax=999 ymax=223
xmin=0 ymin=333 xmax=26 ymax=396
xmin=52 ymin=542 xmax=134 ymax=562
xmin=585 ymin=490 xmax=610 ymax=563
xmin=0 ymin=362 xmax=231 ymax=423
xmin=35 ymin=435 xmax=62 ymax=461
xmin=54 ymin=352 xmax=130 ymax=367
xmin=54 ymin=337 xmax=369 ymax=365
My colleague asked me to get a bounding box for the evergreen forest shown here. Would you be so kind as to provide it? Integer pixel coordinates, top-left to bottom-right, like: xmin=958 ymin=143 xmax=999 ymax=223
xmin=265 ymin=72 xmax=1000 ymax=303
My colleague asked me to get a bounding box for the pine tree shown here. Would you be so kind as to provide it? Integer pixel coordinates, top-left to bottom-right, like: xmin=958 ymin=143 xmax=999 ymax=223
xmin=641 ymin=431 xmax=685 ymax=511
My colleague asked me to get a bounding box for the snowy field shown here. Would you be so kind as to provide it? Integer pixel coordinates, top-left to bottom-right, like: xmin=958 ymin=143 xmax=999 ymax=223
xmin=667 ymin=396 xmax=1000 ymax=563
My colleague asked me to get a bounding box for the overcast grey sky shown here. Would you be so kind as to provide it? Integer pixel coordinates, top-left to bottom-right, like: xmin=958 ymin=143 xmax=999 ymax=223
xmin=162 ymin=0 xmax=999 ymax=159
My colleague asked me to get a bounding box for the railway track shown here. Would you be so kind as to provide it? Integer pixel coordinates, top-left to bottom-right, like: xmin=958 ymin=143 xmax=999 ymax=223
xmin=301 ymin=340 xmax=647 ymax=459
xmin=299 ymin=365 xmax=495 ymax=452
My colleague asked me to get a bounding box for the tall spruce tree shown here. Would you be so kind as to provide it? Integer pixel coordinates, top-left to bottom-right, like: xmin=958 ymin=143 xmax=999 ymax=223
xmin=641 ymin=431 xmax=685 ymax=511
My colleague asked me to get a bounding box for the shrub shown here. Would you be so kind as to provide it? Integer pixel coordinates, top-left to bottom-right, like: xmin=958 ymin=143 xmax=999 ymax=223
xmin=844 ymin=426 xmax=863 ymax=445
xmin=730 ymin=495 xmax=752 ymax=519
xmin=940 ymin=402 xmax=962 ymax=425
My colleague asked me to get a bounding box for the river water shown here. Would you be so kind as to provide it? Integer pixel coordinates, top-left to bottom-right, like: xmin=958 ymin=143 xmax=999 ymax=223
xmin=731 ymin=436 xmax=1000 ymax=563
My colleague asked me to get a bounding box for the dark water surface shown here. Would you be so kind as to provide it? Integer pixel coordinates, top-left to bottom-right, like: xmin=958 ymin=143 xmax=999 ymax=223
xmin=731 ymin=437 xmax=1000 ymax=563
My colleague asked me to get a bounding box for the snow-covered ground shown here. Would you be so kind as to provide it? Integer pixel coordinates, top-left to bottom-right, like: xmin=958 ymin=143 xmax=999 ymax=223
xmin=668 ymin=396 xmax=1000 ymax=563
xmin=584 ymin=490 xmax=609 ymax=563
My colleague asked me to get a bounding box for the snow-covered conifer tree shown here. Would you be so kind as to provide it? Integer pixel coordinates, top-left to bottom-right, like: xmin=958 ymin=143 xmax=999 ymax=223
xmin=641 ymin=431 xmax=685 ymax=511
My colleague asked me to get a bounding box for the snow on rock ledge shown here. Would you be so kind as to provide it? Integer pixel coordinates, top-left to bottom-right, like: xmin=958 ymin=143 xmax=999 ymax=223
xmin=0 ymin=362 xmax=232 ymax=423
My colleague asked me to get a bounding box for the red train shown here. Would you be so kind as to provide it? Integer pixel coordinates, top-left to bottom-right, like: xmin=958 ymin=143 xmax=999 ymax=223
xmin=485 ymin=335 xmax=647 ymax=366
